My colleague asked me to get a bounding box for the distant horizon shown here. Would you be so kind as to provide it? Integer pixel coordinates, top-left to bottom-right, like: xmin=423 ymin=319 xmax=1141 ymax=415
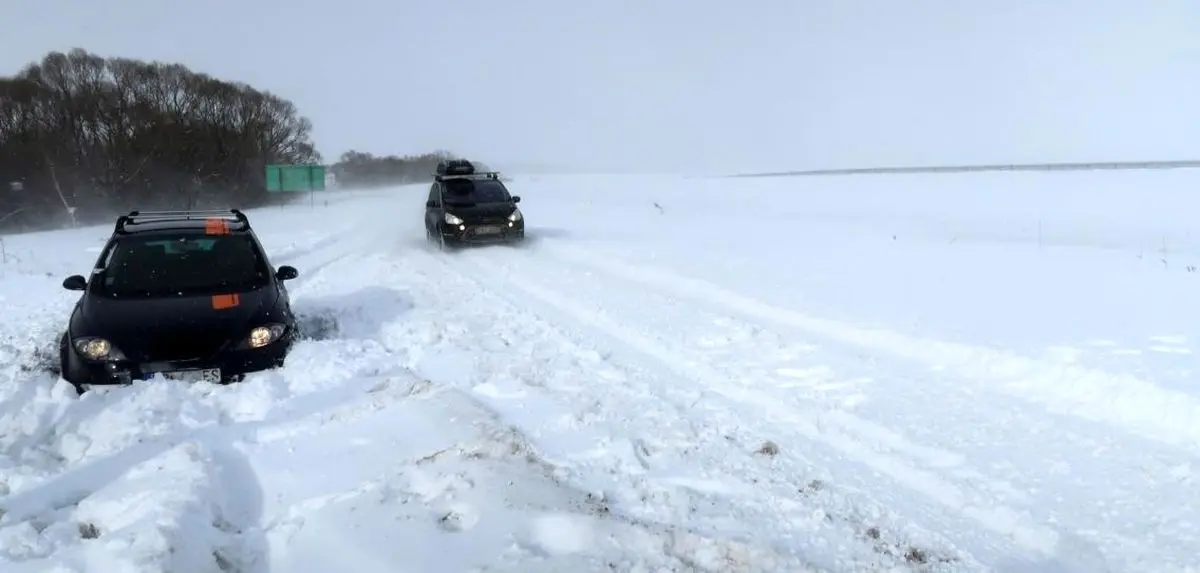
xmin=496 ymin=156 xmax=1200 ymax=177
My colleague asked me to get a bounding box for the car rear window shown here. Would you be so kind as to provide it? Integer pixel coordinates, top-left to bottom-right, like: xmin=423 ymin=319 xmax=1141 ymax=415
xmin=97 ymin=232 xmax=270 ymax=298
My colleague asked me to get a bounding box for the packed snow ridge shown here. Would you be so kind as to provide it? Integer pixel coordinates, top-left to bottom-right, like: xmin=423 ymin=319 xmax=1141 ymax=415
xmin=3 ymin=170 xmax=1200 ymax=572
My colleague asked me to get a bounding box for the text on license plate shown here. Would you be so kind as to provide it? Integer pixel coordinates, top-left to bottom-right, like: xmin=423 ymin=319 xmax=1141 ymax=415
xmin=157 ymin=368 xmax=221 ymax=382
xmin=473 ymin=225 xmax=502 ymax=234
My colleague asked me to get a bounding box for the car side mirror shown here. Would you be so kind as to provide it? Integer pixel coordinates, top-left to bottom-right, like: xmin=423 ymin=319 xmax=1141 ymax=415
xmin=511 ymin=196 xmax=521 ymax=203
xmin=275 ymin=265 xmax=299 ymax=281
xmin=62 ymin=275 xmax=87 ymax=291
xmin=426 ymin=200 xmax=438 ymax=208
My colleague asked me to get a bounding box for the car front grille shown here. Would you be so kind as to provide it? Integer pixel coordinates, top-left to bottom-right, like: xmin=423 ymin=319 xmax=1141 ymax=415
xmin=464 ymin=216 xmax=508 ymax=225
xmin=456 ymin=210 xmax=504 ymax=224
xmin=141 ymin=331 xmax=231 ymax=361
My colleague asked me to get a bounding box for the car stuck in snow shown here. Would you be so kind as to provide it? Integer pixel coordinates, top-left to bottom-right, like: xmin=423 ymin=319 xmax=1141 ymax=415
xmin=57 ymin=209 xmax=301 ymax=393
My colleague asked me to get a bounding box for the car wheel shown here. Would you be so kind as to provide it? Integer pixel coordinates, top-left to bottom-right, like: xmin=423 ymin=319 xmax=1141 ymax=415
xmin=57 ymin=332 xmax=71 ymax=377
xmin=57 ymin=332 xmax=67 ymax=370
xmin=426 ymin=226 xmax=445 ymax=250
xmin=59 ymin=333 xmax=86 ymax=396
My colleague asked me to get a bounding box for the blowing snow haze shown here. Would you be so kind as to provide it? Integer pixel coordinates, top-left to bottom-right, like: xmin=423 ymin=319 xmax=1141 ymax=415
xmin=4 ymin=0 xmax=1200 ymax=172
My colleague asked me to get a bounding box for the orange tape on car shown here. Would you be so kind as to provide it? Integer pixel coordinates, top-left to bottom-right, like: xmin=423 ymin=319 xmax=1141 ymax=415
xmin=211 ymin=294 xmax=240 ymax=310
xmin=204 ymin=218 xmax=230 ymax=235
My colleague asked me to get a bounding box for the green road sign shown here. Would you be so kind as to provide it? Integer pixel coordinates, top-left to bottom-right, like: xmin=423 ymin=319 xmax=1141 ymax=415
xmin=266 ymin=164 xmax=326 ymax=192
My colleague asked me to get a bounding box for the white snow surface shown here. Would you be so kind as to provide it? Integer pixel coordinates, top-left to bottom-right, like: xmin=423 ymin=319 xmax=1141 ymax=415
xmin=2 ymin=171 xmax=1200 ymax=572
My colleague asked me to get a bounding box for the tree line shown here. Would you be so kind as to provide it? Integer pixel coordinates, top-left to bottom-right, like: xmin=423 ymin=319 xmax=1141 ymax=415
xmin=330 ymin=151 xmax=493 ymax=189
xmin=0 ymin=48 xmax=481 ymax=233
xmin=0 ymin=49 xmax=324 ymax=231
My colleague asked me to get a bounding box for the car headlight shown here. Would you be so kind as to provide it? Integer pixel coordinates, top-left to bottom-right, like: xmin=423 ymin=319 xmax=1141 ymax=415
xmin=245 ymin=324 xmax=287 ymax=349
xmin=72 ymin=337 xmax=126 ymax=361
xmin=508 ymin=209 xmax=522 ymax=222
xmin=444 ymin=213 xmax=463 ymax=225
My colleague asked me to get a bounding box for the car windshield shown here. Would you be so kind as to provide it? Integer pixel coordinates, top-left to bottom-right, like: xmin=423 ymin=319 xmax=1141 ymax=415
xmin=443 ymin=179 xmax=510 ymax=204
xmin=96 ymin=232 xmax=270 ymax=298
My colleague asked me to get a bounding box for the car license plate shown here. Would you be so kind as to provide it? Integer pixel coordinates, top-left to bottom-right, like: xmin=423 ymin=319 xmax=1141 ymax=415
xmin=474 ymin=225 xmax=502 ymax=235
xmin=162 ymin=368 xmax=221 ymax=383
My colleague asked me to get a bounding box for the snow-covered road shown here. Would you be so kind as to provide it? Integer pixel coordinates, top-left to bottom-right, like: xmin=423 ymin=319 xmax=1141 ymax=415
xmin=2 ymin=171 xmax=1200 ymax=572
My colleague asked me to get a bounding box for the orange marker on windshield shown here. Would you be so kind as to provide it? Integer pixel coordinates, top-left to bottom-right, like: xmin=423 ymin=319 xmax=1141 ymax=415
xmin=204 ymin=218 xmax=230 ymax=235
xmin=211 ymin=294 xmax=240 ymax=310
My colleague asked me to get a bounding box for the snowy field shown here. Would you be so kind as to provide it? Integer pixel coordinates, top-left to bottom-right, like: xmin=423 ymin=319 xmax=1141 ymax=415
xmin=2 ymin=170 xmax=1200 ymax=572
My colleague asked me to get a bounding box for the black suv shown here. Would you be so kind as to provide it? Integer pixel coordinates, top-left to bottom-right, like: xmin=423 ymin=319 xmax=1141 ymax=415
xmin=58 ymin=209 xmax=300 ymax=393
xmin=424 ymin=159 xmax=524 ymax=249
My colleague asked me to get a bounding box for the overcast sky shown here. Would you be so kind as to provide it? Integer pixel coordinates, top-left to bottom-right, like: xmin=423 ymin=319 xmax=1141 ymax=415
xmin=3 ymin=0 xmax=1199 ymax=173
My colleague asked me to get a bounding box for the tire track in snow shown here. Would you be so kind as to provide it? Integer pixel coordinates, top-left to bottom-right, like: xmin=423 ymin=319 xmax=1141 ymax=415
xmin=447 ymin=247 xmax=1071 ymax=568
xmin=273 ymin=230 xmax=370 ymax=292
xmin=499 ymin=243 xmax=1200 ymax=572
xmin=397 ymin=246 xmax=976 ymax=571
xmin=533 ymin=242 xmax=1200 ymax=453
xmin=246 ymin=250 xmax=827 ymax=573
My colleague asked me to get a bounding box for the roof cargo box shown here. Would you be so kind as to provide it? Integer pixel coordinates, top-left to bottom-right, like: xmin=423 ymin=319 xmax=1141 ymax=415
xmin=436 ymin=159 xmax=475 ymax=176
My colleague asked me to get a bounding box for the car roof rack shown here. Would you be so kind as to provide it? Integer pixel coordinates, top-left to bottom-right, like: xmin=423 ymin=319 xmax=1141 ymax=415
xmin=114 ymin=209 xmax=249 ymax=234
xmin=434 ymin=171 xmax=501 ymax=182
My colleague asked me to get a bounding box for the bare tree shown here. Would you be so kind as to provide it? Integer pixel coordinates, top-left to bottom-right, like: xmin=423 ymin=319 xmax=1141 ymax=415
xmin=0 ymin=48 xmax=322 ymax=231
